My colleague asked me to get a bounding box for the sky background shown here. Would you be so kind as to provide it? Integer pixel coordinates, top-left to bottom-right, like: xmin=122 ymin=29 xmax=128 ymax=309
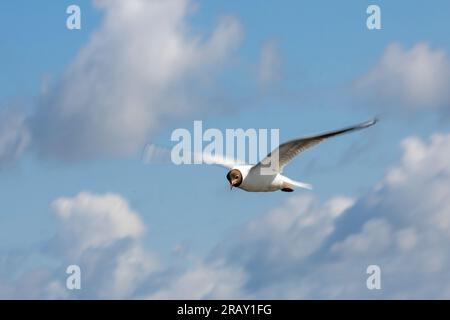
xmin=1 ymin=0 xmax=450 ymax=299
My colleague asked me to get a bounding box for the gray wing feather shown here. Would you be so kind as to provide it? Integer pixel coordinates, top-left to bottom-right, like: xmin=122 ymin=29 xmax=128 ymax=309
xmin=254 ymin=118 xmax=378 ymax=173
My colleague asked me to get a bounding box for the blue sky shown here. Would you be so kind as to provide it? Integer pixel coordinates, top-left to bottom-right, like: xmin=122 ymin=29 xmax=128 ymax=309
xmin=1 ymin=0 xmax=450 ymax=299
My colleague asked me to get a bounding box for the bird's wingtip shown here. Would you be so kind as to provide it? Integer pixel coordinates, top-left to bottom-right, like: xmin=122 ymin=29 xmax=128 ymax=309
xmin=360 ymin=117 xmax=379 ymax=128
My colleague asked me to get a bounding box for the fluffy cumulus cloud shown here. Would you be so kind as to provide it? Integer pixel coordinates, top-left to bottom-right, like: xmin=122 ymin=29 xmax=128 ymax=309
xmin=0 ymin=110 xmax=30 ymax=167
xmin=205 ymin=131 xmax=450 ymax=298
xmin=152 ymin=131 xmax=450 ymax=299
xmin=51 ymin=192 xmax=145 ymax=258
xmin=31 ymin=0 xmax=242 ymax=160
xmin=354 ymin=43 xmax=450 ymax=114
xmin=51 ymin=192 xmax=160 ymax=299
xmin=221 ymin=196 xmax=355 ymax=282
xmin=0 ymin=192 xmax=158 ymax=299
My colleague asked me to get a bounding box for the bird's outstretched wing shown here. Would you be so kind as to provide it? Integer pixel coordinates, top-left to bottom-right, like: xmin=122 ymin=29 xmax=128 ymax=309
xmin=142 ymin=143 xmax=241 ymax=169
xmin=201 ymin=153 xmax=242 ymax=169
xmin=252 ymin=118 xmax=378 ymax=173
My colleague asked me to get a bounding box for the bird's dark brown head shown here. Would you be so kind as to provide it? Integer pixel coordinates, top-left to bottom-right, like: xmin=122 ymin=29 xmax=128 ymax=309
xmin=226 ymin=169 xmax=242 ymax=189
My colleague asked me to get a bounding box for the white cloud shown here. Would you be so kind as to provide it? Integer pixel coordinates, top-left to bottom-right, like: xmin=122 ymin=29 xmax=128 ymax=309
xmin=0 ymin=111 xmax=30 ymax=167
xmin=95 ymin=243 xmax=158 ymax=299
xmin=0 ymin=192 xmax=159 ymax=299
xmin=211 ymin=131 xmax=450 ymax=298
xmin=229 ymin=195 xmax=354 ymax=268
xmin=4 ymin=132 xmax=450 ymax=299
xmin=49 ymin=192 xmax=158 ymax=299
xmin=0 ymin=269 xmax=69 ymax=300
xmin=354 ymin=43 xmax=450 ymax=112
xmin=31 ymin=0 xmax=242 ymax=160
xmin=51 ymin=192 xmax=145 ymax=258
xmin=257 ymin=40 xmax=281 ymax=87
xmin=148 ymin=262 xmax=248 ymax=299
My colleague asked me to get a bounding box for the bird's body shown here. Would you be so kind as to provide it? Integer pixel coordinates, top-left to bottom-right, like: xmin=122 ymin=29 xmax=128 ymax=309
xmin=212 ymin=118 xmax=378 ymax=193
xmin=231 ymin=165 xmax=310 ymax=192
xmin=232 ymin=165 xmax=278 ymax=192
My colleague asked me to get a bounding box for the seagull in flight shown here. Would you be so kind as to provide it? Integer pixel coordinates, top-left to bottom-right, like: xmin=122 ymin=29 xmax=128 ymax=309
xmin=206 ymin=118 xmax=378 ymax=192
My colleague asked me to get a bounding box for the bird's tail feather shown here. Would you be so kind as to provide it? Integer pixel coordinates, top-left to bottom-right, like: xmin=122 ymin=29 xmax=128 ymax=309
xmin=284 ymin=178 xmax=313 ymax=190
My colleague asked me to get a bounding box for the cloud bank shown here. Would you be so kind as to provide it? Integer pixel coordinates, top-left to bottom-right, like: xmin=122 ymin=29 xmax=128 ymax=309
xmin=3 ymin=131 xmax=450 ymax=299
xmin=30 ymin=0 xmax=242 ymax=160
xmin=155 ymin=131 xmax=450 ymax=299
